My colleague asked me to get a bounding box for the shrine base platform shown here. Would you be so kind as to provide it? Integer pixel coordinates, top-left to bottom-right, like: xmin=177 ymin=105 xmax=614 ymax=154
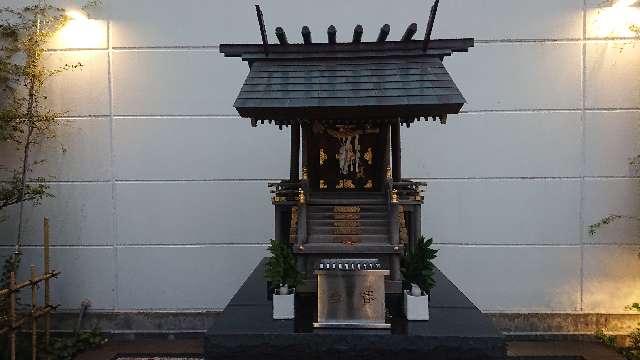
xmin=205 ymin=258 xmax=506 ymax=360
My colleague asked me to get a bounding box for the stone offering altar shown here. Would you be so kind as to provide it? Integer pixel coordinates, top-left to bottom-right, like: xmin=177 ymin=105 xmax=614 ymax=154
xmin=315 ymin=258 xmax=389 ymax=329
xmin=208 ymin=3 xmax=506 ymax=358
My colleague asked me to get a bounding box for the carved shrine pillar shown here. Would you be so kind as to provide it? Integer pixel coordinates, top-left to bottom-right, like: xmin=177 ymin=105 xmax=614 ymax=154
xmin=290 ymin=121 xmax=300 ymax=181
xmin=391 ymin=119 xmax=401 ymax=182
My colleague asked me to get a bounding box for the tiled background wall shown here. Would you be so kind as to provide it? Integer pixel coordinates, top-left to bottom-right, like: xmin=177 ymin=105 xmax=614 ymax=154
xmin=1 ymin=0 xmax=639 ymax=315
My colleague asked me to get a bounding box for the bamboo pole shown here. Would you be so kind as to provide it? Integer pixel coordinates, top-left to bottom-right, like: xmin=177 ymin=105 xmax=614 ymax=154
xmin=9 ymin=271 xmax=16 ymax=360
xmin=31 ymin=265 xmax=37 ymax=360
xmin=43 ymin=217 xmax=50 ymax=358
xmin=0 ymin=305 xmax=58 ymax=336
xmin=0 ymin=271 xmax=59 ymax=297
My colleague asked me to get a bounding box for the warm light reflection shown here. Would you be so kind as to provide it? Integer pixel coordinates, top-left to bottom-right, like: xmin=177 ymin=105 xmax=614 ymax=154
xmin=55 ymin=10 xmax=105 ymax=49
xmin=613 ymin=0 xmax=638 ymax=8
xmin=65 ymin=9 xmax=88 ymax=21
xmin=592 ymin=1 xmax=640 ymax=37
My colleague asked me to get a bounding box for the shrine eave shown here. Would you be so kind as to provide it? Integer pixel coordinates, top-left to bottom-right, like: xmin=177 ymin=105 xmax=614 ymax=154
xmin=220 ymin=38 xmax=473 ymax=127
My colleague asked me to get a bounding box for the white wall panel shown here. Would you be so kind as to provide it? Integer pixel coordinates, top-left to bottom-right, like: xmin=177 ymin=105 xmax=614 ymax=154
xmin=113 ymin=117 xmax=289 ymax=180
xmin=116 ymin=181 xmax=272 ymax=245
xmin=403 ymin=112 xmax=582 ymax=178
xmin=583 ymin=179 xmax=640 ymax=245
xmin=44 ymin=51 xmax=110 ymax=116
xmin=112 ymin=51 xmax=247 ymax=116
xmin=116 ymin=245 xmax=266 ymax=309
xmin=446 ymin=43 xmax=582 ymax=111
xmin=436 ymin=245 xmax=581 ymax=312
xmin=0 ymin=118 xmax=111 ymax=182
xmin=586 ymin=40 xmax=640 ymax=109
xmin=0 ymin=183 xmax=114 ymax=247
xmin=585 ymin=111 xmax=640 ymax=177
xmin=423 ymin=179 xmax=581 ymax=245
xmin=1 ymin=246 xmax=116 ymax=310
xmin=583 ymin=245 xmax=640 ymax=313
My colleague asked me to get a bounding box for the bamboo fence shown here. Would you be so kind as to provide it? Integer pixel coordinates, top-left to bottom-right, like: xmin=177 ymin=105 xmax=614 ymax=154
xmin=1 ymin=217 xmax=60 ymax=360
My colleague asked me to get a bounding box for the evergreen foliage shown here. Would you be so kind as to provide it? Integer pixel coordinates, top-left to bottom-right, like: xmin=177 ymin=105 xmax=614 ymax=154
xmin=264 ymin=239 xmax=302 ymax=289
xmin=401 ymin=236 xmax=438 ymax=294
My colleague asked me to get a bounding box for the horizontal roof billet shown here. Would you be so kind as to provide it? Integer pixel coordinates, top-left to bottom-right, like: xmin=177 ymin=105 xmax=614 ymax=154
xmin=240 ymin=80 xmax=457 ymax=92
xmin=219 ymin=38 xmax=474 ymax=57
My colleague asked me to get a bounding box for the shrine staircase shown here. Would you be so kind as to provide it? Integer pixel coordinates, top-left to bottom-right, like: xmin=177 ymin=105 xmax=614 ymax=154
xmin=307 ymin=192 xmax=390 ymax=247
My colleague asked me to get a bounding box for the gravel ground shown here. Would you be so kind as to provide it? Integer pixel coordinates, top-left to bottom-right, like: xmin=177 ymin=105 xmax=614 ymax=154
xmin=115 ymin=358 xmax=202 ymax=360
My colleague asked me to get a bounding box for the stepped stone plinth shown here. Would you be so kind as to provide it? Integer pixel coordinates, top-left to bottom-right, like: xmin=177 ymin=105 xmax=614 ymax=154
xmin=205 ymin=258 xmax=507 ymax=360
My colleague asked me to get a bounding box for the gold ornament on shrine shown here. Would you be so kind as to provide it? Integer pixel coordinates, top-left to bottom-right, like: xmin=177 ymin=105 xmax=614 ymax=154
xmin=320 ymin=148 xmax=327 ymax=166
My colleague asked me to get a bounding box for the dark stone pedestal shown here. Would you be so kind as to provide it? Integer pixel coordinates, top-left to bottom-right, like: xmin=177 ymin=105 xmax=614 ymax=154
xmin=205 ymin=258 xmax=506 ymax=359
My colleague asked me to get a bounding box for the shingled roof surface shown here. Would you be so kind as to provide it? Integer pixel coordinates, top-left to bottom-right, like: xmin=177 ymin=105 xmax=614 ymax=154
xmin=234 ymin=56 xmax=466 ymax=120
xmin=220 ymin=16 xmax=474 ymax=124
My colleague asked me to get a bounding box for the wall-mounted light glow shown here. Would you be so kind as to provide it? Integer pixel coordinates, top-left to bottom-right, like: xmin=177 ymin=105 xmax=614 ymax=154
xmin=612 ymin=0 xmax=638 ymax=8
xmin=591 ymin=0 xmax=640 ymax=38
xmin=53 ymin=9 xmax=106 ymax=49
xmin=65 ymin=9 xmax=89 ymax=22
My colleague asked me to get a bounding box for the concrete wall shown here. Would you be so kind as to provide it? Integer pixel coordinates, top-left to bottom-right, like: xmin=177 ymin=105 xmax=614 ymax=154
xmin=1 ymin=0 xmax=640 ymax=318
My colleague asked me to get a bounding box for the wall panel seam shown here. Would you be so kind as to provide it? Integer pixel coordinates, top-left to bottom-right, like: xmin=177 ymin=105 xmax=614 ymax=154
xmin=17 ymin=244 xmax=640 ymax=249
xmin=83 ymin=37 xmax=640 ymax=52
xmin=51 ymin=108 xmax=640 ymax=120
xmin=579 ymin=0 xmax=588 ymax=313
xmin=106 ymin=19 xmax=119 ymax=311
xmin=4 ymin=177 xmax=639 ymax=185
xmin=0 ymin=244 xmax=269 ymax=249
xmin=11 ymin=244 xmax=637 ymax=249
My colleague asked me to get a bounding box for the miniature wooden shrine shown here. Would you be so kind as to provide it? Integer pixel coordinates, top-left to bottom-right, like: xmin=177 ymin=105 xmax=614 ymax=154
xmin=220 ymin=6 xmax=473 ymax=297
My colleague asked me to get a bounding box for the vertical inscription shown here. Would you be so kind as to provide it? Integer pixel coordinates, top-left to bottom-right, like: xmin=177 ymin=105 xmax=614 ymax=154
xmin=361 ymin=287 xmax=376 ymax=305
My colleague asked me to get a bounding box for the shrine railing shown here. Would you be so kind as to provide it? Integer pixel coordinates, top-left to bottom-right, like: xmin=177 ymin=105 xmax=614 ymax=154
xmin=268 ymin=177 xmax=310 ymax=254
xmin=392 ymin=180 xmax=427 ymax=203
xmin=268 ymin=180 xmax=302 ymax=204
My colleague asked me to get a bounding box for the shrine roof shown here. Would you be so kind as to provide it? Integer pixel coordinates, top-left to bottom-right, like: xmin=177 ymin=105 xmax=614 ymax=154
xmin=220 ymin=34 xmax=473 ymax=126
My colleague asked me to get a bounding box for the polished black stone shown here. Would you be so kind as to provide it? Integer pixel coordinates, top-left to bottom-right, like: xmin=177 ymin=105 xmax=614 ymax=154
xmin=206 ymin=258 xmax=506 ymax=360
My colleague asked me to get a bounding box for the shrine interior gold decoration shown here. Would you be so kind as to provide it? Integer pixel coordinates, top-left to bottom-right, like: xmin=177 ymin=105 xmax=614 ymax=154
xmin=335 ymin=227 xmax=361 ymax=235
xmin=341 ymin=237 xmax=360 ymax=245
xmin=328 ymin=126 xmax=363 ymax=177
xmin=333 ymin=213 xmax=360 ymax=220
xmin=334 ymin=221 xmax=360 ymax=227
xmin=364 ymin=180 xmax=373 ymax=189
xmin=289 ymin=207 xmax=298 ymax=244
xmin=298 ymin=188 xmax=306 ymax=204
xmin=333 ymin=206 xmax=361 ymax=220
xmin=333 ymin=213 xmax=361 ymax=235
xmin=398 ymin=206 xmax=408 ymax=244
xmin=386 ymin=166 xmax=392 ymax=179
xmin=320 ymin=148 xmax=327 ymax=166
xmin=364 ymin=147 xmax=373 ymax=165
xmin=391 ymin=188 xmax=399 ymax=203
xmin=302 ymin=167 xmax=309 ymax=180
xmin=320 ymin=180 xmax=328 ymax=189
xmin=333 ymin=206 xmax=361 ymax=213
xmin=336 ymin=179 xmax=355 ymax=189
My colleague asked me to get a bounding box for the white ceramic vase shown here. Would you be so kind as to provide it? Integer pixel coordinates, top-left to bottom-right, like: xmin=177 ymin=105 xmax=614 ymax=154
xmin=404 ymin=285 xmax=429 ymax=321
xmin=272 ymin=286 xmax=294 ymax=320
